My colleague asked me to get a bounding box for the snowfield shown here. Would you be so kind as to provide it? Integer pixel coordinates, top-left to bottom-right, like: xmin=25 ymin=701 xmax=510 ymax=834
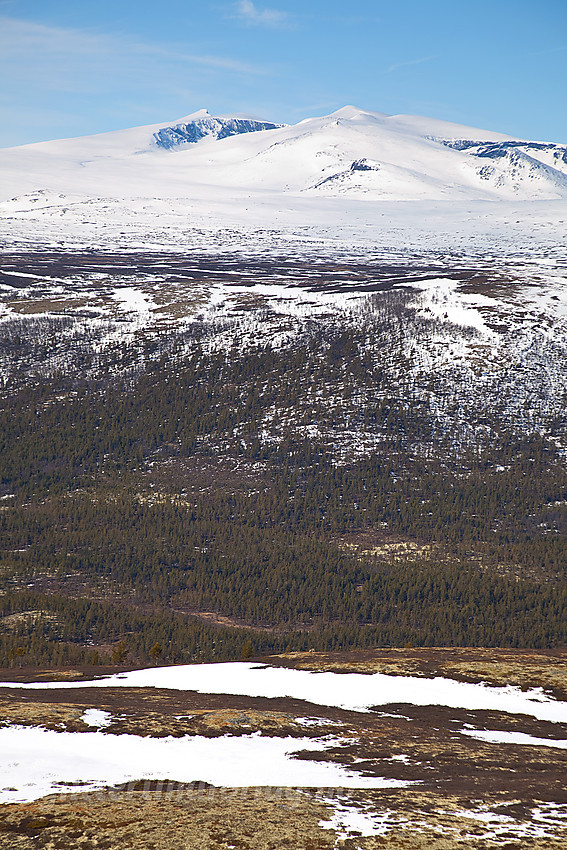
xmin=2 ymin=662 xmax=567 ymax=724
xmin=1 ymin=105 xmax=565 ymax=204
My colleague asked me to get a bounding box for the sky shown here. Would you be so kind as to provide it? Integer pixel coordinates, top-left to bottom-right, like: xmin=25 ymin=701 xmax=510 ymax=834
xmin=0 ymin=0 xmax=566 ymax=148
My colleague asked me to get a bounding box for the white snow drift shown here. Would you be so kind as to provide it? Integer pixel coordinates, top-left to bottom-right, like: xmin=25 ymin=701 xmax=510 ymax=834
xmin=2 ymin=663 xmax=567 ymax=804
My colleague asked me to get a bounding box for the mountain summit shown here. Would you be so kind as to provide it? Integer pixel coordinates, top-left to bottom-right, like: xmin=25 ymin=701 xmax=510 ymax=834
xmin=152 ymin=110 xmax=284 ymax=150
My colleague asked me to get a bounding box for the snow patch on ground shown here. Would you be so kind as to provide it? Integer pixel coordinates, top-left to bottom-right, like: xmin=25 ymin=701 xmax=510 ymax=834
xmin=320 ymin=800 xmax=394 ymax=838
xmin=80 ymin=709 xmax=112 ymax=729
xmin=410 ymin=277 xmax=495 ymax=334
xmin=111 ymin=286 xmax=153 ymax=324
xmin=2 ymin=662 xmax=566 ymax=724
xmin=0 ymin=726 xmax=408 ymax=804
xmin=461 ymin=728 xmax=567 ymax=749
xmin=319 ymin=798 xmax=567 ymax=844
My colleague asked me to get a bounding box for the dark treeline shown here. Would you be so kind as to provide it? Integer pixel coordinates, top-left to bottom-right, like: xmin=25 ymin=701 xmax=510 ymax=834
xmin=0 ymin=333 xmax=566 ymax=665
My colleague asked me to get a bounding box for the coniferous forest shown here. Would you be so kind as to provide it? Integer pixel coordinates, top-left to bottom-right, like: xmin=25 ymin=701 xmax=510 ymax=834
xmin=0 ymin=268 xmax=566 ymax=668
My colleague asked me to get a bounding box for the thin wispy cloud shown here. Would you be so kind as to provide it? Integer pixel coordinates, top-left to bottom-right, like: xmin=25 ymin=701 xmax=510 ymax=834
xmin=304 ymin=13 xmax=381 ymax=25
xmin=232 ymin=0 xmax=289 ymax=28
xmin=530 ymin=44 xmax=567 ymax=57
xmin=0 ymin=15 xmax=269 ymax=145
xmin=136 ymin=45 xmax=261 ymax=75
xmin=386 ymin=55 xmax=436 ymax=74
xmin=0 ymin=16 xmax=264 ymax=93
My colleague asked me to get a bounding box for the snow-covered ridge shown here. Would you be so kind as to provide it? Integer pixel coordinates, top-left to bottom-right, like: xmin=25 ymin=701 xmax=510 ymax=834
xmin=436 ymin=139 xmax=567 ymax=161
xmin=431 ymin=137 xmax=567 ymax=195
xmin=153 ymin=112 xmax=283 ymax=150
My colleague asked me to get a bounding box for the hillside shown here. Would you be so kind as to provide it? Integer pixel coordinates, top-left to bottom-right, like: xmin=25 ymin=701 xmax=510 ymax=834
xmin=0 ymin=107 xmax=565 ymax=666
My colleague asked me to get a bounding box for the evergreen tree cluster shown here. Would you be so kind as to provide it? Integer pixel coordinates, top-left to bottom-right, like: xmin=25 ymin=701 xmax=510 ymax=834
xmin=0 ymin=323 xmax=565 ymax=666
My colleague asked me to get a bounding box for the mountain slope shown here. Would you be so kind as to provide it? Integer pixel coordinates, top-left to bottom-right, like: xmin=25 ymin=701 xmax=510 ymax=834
xmin=1 ymin=106 xmax=566 ymax=205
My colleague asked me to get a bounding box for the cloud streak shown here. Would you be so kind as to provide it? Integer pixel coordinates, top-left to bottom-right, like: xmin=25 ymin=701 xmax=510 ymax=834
xmin=386 ymin=55 xmax=436 ymax=74
xmin=0 ymin=15 xmax=269 ymax=145
xmin=232 ymin=1 xmax=289 ymax=28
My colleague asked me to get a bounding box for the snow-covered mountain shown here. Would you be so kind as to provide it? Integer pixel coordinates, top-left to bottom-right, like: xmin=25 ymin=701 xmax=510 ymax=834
xmin=1 ymin=104 xmax=566 ymax=263
xmin=1 ymin=105 xmax=566 ymax=205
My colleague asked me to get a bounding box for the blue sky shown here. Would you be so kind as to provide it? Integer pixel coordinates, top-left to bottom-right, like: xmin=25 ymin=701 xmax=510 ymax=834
xmin=0 ymin=0 xmax=566 ymax=147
